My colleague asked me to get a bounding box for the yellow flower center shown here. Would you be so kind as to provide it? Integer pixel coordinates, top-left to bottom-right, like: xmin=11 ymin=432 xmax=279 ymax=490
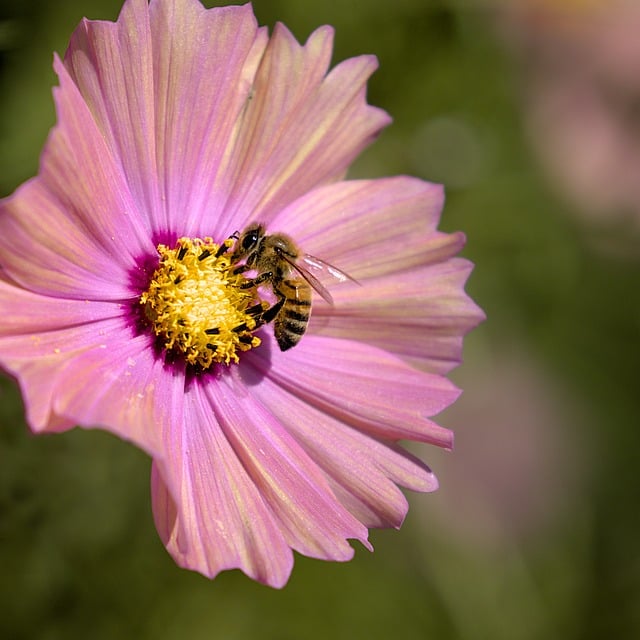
xmin=139 ymin=237 xmax=267 ymax=368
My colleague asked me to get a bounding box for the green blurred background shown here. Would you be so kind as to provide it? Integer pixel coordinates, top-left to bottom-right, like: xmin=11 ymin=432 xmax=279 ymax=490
xmin=1 ymin=0 xmax=638 ymax=638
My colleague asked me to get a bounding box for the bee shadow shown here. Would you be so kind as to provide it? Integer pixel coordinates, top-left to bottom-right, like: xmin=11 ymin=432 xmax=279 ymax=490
xmin=235 ymin=328 xmax=274 ymax=388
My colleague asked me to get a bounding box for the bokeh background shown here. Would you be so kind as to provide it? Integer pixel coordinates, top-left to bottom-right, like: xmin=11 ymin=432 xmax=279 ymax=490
xmin=1 ymin=0 xmax=638 ymax=638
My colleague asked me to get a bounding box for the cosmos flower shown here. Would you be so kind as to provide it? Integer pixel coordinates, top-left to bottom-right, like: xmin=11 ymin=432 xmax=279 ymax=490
xmin=0 ymin=0 xmax=483 ymax=587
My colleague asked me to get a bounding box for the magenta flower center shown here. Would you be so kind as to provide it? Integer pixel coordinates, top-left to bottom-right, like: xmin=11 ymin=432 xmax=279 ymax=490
xmin=140 ymin=237 xmax=267 ymax=367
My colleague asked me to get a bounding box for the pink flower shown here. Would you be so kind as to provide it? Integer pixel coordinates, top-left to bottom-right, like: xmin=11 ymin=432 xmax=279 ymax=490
xmin=0 ymin=0 xmax=483 ymax=587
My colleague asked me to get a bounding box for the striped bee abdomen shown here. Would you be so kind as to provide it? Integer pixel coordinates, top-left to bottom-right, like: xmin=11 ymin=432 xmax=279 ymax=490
xmin=274 ymin=278 xmax=312 ymax=351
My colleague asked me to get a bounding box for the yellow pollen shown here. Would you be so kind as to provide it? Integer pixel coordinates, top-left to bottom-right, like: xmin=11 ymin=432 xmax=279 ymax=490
xmin=140 ymin=237 xmax=267 ymax=368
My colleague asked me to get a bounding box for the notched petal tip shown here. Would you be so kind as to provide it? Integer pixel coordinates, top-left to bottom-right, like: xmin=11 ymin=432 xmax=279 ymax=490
xmin=272 ymin=19 xmax=335 ymax=46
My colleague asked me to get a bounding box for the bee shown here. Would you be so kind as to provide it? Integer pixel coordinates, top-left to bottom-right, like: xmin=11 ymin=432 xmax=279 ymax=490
xmin=230 ymin=223 xmax=355 ymax=351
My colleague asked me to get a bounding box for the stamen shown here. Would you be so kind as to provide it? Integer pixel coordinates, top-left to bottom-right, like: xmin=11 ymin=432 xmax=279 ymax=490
xmin=139 ymin=237 xmax=266 ymax=368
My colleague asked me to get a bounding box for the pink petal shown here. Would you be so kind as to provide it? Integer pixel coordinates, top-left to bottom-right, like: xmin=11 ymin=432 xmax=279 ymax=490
xmin=249 ymin=372 xmax=439 ymax=528
xmin=151 ymin=379 xmax=294 ymax=587
xmin=263 ymin=177 xmax=484 ymax=372
xmin=273 ymin=177 xmax=450 ymax=278
xmin=0 ymin=318 xmax=160 ymax=448
xmin=246 ymin=336 xmax=457 ymax=448
xmin=0 ymin=58 xmax=153 ymax=300
xmin=64 ymin=0 xmax=267 ymax=236
xmin=207 ymin=371 xmax=371 ymax=559
xmin=221 ymin=24 xmax=391 ymax=227
xmin=148 ymin=0 xmax=267 ymax=235
xmin=0 ymin=276 xmax=122 ymax=334
xmin=64 ymin=0 xmax=160 ymax=226
xmin=0 ymin=279 xmax=134 ymax=432
xmin=51 ymin=332 xmax=165 ymax=455
xmin=313 ymin=258 xmax=485 ymax=374
xmin=0 ymin=285 xmax=162 ymax=455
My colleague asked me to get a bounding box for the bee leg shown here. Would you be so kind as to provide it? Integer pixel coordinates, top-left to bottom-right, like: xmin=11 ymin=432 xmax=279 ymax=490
xmin=260 ymin=294 xmax=285 ymax=325
xmin=245 ymin=296 xmax=283 ymax=330
xmin=215 ymin=231 xmax=240 ymax=258
xmin=238 ymin=271 xmax=273 ymax=289
xmin=215 ymin=243 xmax=230 ymax=258
xmin=245 ymin=302 xmax=267 ymax=323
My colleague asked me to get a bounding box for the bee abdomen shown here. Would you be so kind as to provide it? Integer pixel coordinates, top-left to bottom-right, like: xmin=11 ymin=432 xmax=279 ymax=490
xmin=274 ymin=280 xmax=311 ymax=350
xmin=283 ymin=308 xmax=310 ymax=323
xmin=275 ymin=307 xmax=309 ymax=347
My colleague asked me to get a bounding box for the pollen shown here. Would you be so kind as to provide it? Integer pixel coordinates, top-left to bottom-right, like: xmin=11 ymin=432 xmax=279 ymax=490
xmin=140 ymin=237 xmax=267 ymax=368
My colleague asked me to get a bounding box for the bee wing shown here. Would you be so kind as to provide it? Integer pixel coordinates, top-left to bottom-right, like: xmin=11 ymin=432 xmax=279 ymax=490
xmin=293 ymin=253 xmax=360 ymax=305
xmin=282 ymin=257 xmax=334 ymax=305
xmin=301 ymin=254 xmax=359 ymax=285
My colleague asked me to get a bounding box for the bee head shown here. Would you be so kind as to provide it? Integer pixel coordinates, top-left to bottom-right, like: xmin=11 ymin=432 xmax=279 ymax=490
xmin=232 ymin=224 xmax=265 ymax=261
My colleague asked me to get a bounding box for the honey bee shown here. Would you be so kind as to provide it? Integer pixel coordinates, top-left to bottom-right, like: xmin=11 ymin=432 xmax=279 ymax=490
xmin=230 ymin=223 xmax=355 ymax=351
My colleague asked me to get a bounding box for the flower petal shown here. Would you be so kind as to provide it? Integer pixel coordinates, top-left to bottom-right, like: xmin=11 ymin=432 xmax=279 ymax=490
xmin=0 ymin=286 xmax=162 ymax=454
xmin=0 ymin=56 xmax=154 ymax=299
xmin=221 ymin=24 xmax=391 ymax=227
xmin=273 ymin=177 xmax=450 ymax=278
xmin=63 ymin=0 xmax=160 ymax=227
xmin=264 ymin=177 xmax=484 ymax=372
xmin=248 ymin=371 xmax=439 ymax=528
xmin=247 ymin=336 xmax=457 ymax=448
xmin=313 ymin=258 xmax=485 ymax=374
xmin=64 ymin=0 xmax=267 ymax=237
xmin=148 ymin=0 xmax=267 ymax=235
xmin=0 ymin=275 xmax=122 ymax=335
xmin=151 ymin=379 xmax=294 ymax=587
xmin=207 ymin=371 xmax=371 ymax=559
xmin=0 ymin=317 xmax=159 ymax=447
xmin=51 ymin=332 xmax=165 ymax=455
xmin=0 ymin=278 xmax=134 ymax=432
